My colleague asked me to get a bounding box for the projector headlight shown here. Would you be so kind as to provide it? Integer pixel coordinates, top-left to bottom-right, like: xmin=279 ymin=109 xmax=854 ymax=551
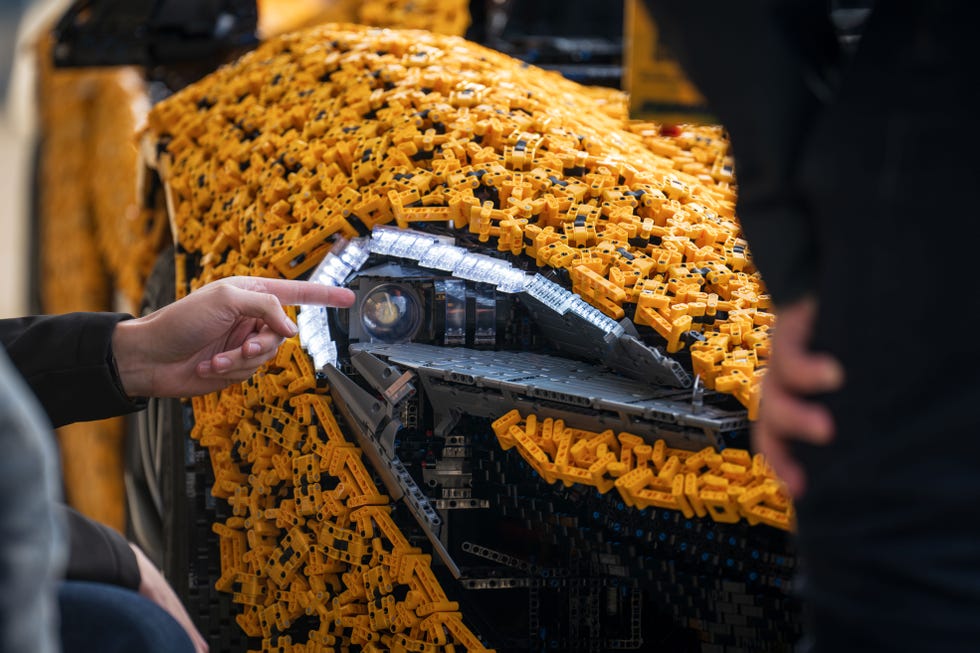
xmin=358 ymin=283 xmax=423 ymax=343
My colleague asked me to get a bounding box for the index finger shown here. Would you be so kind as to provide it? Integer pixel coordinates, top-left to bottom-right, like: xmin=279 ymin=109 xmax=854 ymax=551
xmin=225 ymin=277 xmax=356 ymax=308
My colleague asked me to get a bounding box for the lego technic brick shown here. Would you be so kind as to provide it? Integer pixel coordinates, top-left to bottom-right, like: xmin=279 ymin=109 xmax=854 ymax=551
xmin=352 ymin=342 xmax=746 ymax=449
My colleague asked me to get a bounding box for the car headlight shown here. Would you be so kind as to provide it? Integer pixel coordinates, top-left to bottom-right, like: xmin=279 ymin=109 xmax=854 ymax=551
xmin=359 ymin=283 xmax=422 ymax=343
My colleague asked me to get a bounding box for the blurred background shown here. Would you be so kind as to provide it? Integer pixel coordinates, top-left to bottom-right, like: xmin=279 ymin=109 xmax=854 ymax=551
xmin=0 ymin=116 xmax=26 ymax=319
xmin=0 ymin=0 xmax=28 ymax=318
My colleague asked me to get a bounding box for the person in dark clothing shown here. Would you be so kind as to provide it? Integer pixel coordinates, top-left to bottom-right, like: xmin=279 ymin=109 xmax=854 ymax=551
xmin=0 ymin=275 xmax=354 ymax=652
xmin=643 ymin=0 xmax=980 ymax=650
xmin=59 ymin=580 xmax=195 ymax=653
xmin=0 ymin=349 xmax=62 ymax=653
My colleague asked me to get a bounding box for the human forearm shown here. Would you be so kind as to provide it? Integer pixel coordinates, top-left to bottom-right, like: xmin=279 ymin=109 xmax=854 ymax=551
xmin=0 ymin=313 xmax=145 ymax=426
xmin=111 ymin=276 xmax=354 ymax=399
xmin=61 ymin=505 xmax=140 ymax=590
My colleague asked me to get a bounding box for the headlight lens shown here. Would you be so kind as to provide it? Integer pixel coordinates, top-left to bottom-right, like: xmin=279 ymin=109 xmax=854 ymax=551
xmin=359 ymin=283 xmax=422 ymax=342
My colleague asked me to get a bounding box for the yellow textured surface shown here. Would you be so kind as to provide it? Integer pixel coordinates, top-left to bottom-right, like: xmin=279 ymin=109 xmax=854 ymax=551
xmin=194 ymin=337 xmax=492 ymax=651
xmin=147 ymin=24 xmax=769 ymax=414
xmin=143 ymin=23 xmax=774 ymax=650
xmin=257 ymin=0 xmax=469 ymax=39
xmin=491 ymin=410 xmax=794 ymax=531
xmin=88 ymin=70 xmax=168 ymax=311
xmin=36 ymin=42 xmax=150 ymax=532
xmin=34 ymin=0 xmax=471 ymax=537
xmin=57 ymin=419 xmax=127 ymax=534
xmin=257 ymin=0 xmax=359 ymax=38
xmin=37 ymin=57 xmax=110 ymax=313
xmin=358 ymin=0 xmax=470 ymax=36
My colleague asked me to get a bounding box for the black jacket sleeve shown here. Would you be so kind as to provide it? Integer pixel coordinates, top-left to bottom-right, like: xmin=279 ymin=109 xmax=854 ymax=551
xmin=61 ymin=505 xmax=141 ymax=590
xmin=0 ymin=313 xmax=147 ymax=428
xmin=643 ymin=0 xmax=841 ymax=305
xmin=1 ymin=316 xmax=146 ymax=589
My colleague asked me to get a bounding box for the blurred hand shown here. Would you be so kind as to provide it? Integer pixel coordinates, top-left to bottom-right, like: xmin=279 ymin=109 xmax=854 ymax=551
xmin=130 ymin=544 xmax=208 ymax=653
xmin=112 ymin=276 xmax=355 ymax=397
xmin=753 ymin=297 xmax=844 ymax=498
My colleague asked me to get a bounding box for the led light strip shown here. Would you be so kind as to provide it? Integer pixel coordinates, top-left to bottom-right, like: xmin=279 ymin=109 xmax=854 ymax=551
xmin=299 ymin=226 xmax=627 ymax=367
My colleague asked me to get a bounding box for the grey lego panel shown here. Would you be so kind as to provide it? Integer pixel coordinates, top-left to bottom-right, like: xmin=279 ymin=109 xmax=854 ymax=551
xmin=323 ymin=363 xmax=461 ymax=578
xmin=518 ymin=291 xmax=691 ymax=389
xmin=606 ymin=333 xmax=691 ymax=390
xmin=349 ymin=350 xmax=416 ymax=406
xmin=351 ymin=342 xmax=746 ymax=448
xmin=461 ymin=578 xmax=535 ymax=590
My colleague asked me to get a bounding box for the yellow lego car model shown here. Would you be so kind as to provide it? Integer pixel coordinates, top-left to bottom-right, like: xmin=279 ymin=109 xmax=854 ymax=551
xmin=35 ymin=3 xmax=798 ymax=650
